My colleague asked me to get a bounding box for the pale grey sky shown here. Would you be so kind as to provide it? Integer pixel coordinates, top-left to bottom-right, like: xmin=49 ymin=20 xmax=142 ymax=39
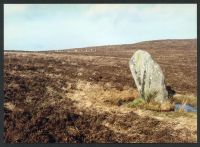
xmin=4 ymin=4 xmax=197 ymax=51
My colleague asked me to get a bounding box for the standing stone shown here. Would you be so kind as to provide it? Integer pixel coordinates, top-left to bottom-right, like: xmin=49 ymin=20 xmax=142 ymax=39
xmin=129 ymin=50 xmax=168 ymax=103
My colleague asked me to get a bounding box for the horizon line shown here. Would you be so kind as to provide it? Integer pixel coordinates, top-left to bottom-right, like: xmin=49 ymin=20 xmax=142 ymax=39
xmin=4 ymin=38 xmax=197 ymax=52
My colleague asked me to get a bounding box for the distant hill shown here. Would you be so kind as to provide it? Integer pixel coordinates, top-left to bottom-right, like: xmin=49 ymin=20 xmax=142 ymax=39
xmin=4 ymin=39 xmax=197 ymax=54
xmin=55 ymin=39 xmax=197 ymax=58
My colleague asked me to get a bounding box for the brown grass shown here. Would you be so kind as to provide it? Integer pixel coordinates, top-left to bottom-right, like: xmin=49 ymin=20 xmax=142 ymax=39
xmin=3 ymin=39 xmax=197 ymax=143
xmin=127 ymin=93 xmax=197 ymax=112
xmin=142 ymin=100 xmax=174 ymax=112
xmin=171 ymin=94 xmax=197 ymax=107
xmin=128 ymin=98 xmax=175 ymax=112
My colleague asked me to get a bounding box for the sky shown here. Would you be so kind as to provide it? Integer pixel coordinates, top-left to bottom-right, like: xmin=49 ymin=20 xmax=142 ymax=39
xmin=4 ymin=4 xmax=197 ymax=51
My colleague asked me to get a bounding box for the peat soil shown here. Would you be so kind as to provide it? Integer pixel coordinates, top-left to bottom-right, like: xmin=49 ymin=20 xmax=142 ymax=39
xmin=4 ymin=39 xmax=197 ymax=143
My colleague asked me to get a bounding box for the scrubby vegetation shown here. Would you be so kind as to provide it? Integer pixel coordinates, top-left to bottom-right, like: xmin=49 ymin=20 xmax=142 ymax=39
xmin=127 ymin=93 xmax=197 ymax=112
xmin=171 ymin=94 xmax=197 ymax=107
xmin=4 ymin=39 xmax=197 ymax=143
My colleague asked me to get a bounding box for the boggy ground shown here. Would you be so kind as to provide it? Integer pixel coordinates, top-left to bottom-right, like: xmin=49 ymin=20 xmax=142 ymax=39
xmin=4 ymin=39 xmax=197 ymax=143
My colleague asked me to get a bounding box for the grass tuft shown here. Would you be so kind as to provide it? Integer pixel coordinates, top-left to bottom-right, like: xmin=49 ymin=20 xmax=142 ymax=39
xmin=128 ymin=91 xmax=175 ymax=112
xmin=145 ymin=91 xmax=158 ymax=103
xmin=128 ymin=98 xmax=145 ymax=107
xmin=171 ymin=94 xmax=197 ymax=107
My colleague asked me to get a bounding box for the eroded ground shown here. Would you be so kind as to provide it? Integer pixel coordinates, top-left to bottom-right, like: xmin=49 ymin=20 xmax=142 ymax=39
xmin=4 ymin=39 xmax=197 ymax=143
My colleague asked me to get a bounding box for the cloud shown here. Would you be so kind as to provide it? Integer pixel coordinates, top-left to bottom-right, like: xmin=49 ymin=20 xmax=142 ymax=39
xmin=4 ymin=4 xmax=30 ymax=16
xmin=4 ymin=4 xmax=197 ymax=51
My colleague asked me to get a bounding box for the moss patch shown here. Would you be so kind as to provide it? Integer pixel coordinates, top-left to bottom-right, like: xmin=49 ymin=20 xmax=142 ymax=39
xmin=128 ymin=98 xmax=145 ymax=107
